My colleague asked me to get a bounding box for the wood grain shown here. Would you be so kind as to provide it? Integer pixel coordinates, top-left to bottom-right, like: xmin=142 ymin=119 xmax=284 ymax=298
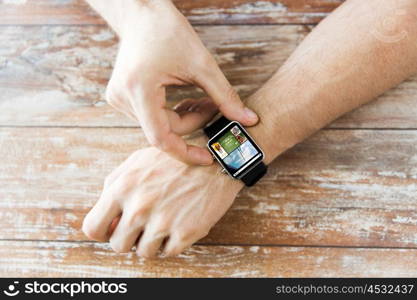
xmin=0 ymin=241 xmax=416 ymax=277
xmin=2 ymin=25 xmax=417 ymax=128
xmin=1 ymin=0 xmax=416 ymax=278
xmin=1 ymin=128 xmax=417 ymax=247
xmin=0 ymin=0 xmax=344 ymax=25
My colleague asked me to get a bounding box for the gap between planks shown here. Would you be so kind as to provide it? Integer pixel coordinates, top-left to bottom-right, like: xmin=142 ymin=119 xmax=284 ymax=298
xmin=2 ymin=239 xmax=417 ymax=251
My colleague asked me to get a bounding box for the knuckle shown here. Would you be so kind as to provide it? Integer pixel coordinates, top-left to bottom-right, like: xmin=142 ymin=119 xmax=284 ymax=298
xmin=82 ymin=217 xmax=103 ymax=241
xmin=122 ymin=72 xmax=149 ymax=97
xmin=216 ymin=85 xmax=240 ymax=113
xmin=153 ymin=219 xmax=171 ymax=235
xmin=145 ymin=215 xmax=171 ymax=237
xmin=105 ymin=88 xmax=122 ymax=108
xmin=109 ymin=238 xmax=130 ymax=254
xmin=196 ymin=53 xmax=215 ymax=72
xmin=112 ymin=173 xmax=136 ymax=197
xmin=126 ymin=207 xmax=150 ymax=227
xmin=148 ymin=136 xmax=172 ymax=152
xmin=142 ymin=168 xmax=162 ymax=181
xmin=122 ymin=75 xmax=138 ymax=93
xmin=225 ymin=84 xmax=239 ymax=104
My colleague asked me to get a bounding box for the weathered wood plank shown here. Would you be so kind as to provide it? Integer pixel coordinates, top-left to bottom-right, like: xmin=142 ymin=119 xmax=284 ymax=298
xmin=1 ymin=25 xmax=417 ymax=128
xmin=0 ymin=0 xmax=343 ymax=25
xmin=1 ymin=128 xmax=417 ymax=247
xmin=0 ymin=241 xmax=415 ymax=277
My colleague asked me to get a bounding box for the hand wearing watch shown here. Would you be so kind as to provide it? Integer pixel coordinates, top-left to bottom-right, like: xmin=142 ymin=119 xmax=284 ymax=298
xmin=204 ymin=116 xmax=268 ymax=187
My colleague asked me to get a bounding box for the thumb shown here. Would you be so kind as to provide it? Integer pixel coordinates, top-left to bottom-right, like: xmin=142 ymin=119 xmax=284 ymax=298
xmin=194 ymin=61 xmax=258 ymax=126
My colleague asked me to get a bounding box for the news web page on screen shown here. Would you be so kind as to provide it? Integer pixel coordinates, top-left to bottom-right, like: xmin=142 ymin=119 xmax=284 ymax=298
xmin=210 ymin=125 xmax=261 ymax=176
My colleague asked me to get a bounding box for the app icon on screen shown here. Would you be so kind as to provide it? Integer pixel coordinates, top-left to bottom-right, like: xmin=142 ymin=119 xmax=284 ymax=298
xmin=211 ymin=142 xmax=228 ymax=159
xmin=231 ymin=126 xmax=247 ymax=144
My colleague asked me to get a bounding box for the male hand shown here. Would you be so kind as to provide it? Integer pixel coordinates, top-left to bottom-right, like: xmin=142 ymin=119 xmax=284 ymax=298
xmin=104 ymin=0 xmax=258 ymax=164
xmin=82 ymin=146 xmax=243 ymax=258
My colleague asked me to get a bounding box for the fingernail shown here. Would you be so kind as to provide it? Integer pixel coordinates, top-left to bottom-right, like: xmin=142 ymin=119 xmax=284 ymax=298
xmin=244 ymin=107 xmax=258 ymax=121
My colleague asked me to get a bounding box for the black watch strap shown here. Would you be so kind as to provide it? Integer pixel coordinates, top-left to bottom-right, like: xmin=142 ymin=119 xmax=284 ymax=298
xmin=204 ymin=116 xmax=267 ymax=187
xmin=240 ymin=161 xmax=268 ymax=187
xmin=204 ymin=116 xmax=230 ymax=138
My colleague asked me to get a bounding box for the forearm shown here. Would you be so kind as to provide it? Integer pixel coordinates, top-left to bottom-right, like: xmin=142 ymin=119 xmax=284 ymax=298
xmin=247 ymin=0 xmax=417 ymax=164
xmin=86 ymin=0 xmax=170 ymax=36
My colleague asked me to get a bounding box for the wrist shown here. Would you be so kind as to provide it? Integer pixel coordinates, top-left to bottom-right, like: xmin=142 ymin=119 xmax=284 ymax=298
xmin=245 ymin=113 xmax=303 ymax=165
xmin=244 ymin=71 xmax=322 ymax=165
xmin=243 ymin=106 xmax=301 ymax=166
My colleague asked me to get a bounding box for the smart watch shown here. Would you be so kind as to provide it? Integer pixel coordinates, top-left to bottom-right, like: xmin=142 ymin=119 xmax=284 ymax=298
xmin=204 ymin=116 xmax=267 ymax=187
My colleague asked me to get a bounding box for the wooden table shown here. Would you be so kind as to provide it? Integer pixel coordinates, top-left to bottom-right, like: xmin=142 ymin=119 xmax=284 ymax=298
xmin=1 ymin=0 xmax=417 ymax=277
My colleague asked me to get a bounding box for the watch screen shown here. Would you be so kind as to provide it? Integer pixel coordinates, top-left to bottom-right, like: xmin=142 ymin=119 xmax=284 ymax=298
xmin=209 ymin=122 xmax=263 ymax=178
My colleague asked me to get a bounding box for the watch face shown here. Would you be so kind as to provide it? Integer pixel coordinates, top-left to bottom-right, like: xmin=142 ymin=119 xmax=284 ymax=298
xmin=207 ymin=122 xmax=264 ymax=179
